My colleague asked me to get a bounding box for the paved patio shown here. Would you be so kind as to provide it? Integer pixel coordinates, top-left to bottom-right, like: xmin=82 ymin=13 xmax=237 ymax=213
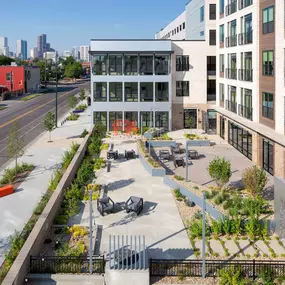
xmin=95 ymin=139 xmax=193 ymax=260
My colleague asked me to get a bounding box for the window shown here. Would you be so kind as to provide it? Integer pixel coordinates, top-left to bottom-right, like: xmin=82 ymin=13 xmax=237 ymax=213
xmin=219 ymin=54 xmax=224 ymax=72
xmin=220 ymin=83 xmax=224 ymax=101
xmin=183 ymin=22 xmax=186 ymax=29
xmin=140 ymin=55 xmax=153 ymax=75
xmin=176 ymin=55 xmax=189 ymax=71
xmin=209 ymin=30 xmax=216 ymax=45
xmin=180 ymin=25 xmax=182 ymax=31
xmin=125 ymin=82 xmax=138 ymax=102
xmin=155 ymin=82 xmax=169 ymax=102
xmin=109 ymin=112 xmax=122 ymax=131
xmin=263 ymin=6 xmax=274 ymax=34
xmin=109 ymin=55 xmax=122 ymax=75
xmin=6 ymin=72 xmax=11 ymax=81
xmin=200 ymin=31 xmax=204 ymax=36
xmin=140 ymin=82 xmax=153 ymax=102
xmin=124 ymin=55 xmax=138 ymax=75
xmin=172 ymin=30 xmax=174 ymax=36
xmin=109 ymin=82 xmax=122 ymax=102
xmin=263 ymin=139 xmax=274 ymax=175
xmin=155 ymin=112 xmax=169 ymax=130
xmin=220 ymin=0 xmax=224 ymax=14
xmin=93 ymin=112 xmax=107 ymax=127
xmin=220 ymin=25 xmax=224 ymax=43
xmin=210 ymin=4 xmax=216 ymax=20
xmin=262 ymin=92 xmax=274 ymax=120
xmin=155 ymin=55 xmax=169 ymax=75
xmin=141 ymin=111 xmax=152 ymax=128
xmin=262 ymin=51 xmax=274 ymax=76
xmin=200 ymin=6 xmax=204 ymax=22
xmin=176 ymin=81 xmax=189 ymax=97
xmin=93 ymin=82 xmax=107 ymax=102
xmin=93 ymin=55 xmax=107 ymax=75
xmin=125 ymin=112 xmax=138 ymax=126
xmin=207 ymin=80 xmax=216 ymax=101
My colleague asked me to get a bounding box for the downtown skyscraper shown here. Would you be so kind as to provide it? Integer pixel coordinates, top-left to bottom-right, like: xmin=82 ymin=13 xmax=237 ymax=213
xmin=16 ymin=40 xmax=28 ymax=60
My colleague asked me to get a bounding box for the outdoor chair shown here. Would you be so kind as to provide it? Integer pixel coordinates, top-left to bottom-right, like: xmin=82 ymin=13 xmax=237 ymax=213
xmin=159 ymin=150 xmax=171 ymax=161
xmin=97 ymin=196 xmax=115 ymax=216
xmin=125 ymin=196 xmax=144 ymax=215
xmin=170 ymin=145 xmax=183 ymax=155
xmin=188 ymin=150 xmax=199 ymax=159
xmin=125 ymin=149 xmax=136 ymax=160
xmin=107 ymin=150 xmax=118 ymax=160
xmin=173 ymin=157 xmax=186 ymax=168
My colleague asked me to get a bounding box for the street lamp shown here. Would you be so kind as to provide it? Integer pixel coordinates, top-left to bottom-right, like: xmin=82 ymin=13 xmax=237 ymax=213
xmin=89 ymin=189 xmax=93 ymax=275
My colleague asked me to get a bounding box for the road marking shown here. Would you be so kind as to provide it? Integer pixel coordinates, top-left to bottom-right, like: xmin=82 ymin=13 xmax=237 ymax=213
xmin=0 ymin=84 xmax=85 ymax=130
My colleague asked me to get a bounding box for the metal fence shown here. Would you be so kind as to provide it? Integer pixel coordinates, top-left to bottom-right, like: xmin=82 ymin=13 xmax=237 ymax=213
xmin=30 ymin=256 xmax=105 ymax=274
xmin=150 ymin=259 xmax=285 ymax=280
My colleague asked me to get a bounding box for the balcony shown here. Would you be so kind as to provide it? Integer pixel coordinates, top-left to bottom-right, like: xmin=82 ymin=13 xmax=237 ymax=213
xmin=239 ymin=0 xmax=252 ymax=9
xmin=238 ymin=69 xmax=253 ymax=82
xmin=262 ymin=106 xmax=274 ymax=120
xmin=226 ymin=68 xmax=237 ymax=80
xmin=238 ymin=104 xmax=253 ymax=120
xmin=226 ymin=100 xmax=237 ymax=113
xmin=226 ymin=1 xmax=237 ymax=16
xmin=226 ymin=35 xmax=237 ymax=47
xmin=238 ymin=31 xmax=253 ymax=45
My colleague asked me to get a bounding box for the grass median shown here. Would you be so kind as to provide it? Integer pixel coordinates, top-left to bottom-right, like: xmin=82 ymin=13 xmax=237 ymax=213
xmin=20 ymin=94 xmax=42 ymax=101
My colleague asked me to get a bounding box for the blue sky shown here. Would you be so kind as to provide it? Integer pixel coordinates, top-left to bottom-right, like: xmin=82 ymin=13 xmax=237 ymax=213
xmin=1 ymin=0 xmax=187 ymax=54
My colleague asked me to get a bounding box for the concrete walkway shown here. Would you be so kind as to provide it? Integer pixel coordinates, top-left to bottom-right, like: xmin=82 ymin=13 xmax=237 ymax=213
xmin=0 ymin=105 xmax=92 ymax=266
xmin=95 ymin=138 xmax=192 ymax=260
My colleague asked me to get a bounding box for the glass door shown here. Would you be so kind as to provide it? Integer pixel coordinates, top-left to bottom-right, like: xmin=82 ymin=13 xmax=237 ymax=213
xmin=184 ymin=109 xmax=197 ymax=129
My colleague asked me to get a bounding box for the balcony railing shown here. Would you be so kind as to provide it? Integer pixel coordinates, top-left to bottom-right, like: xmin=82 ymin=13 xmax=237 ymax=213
xmin=238 ymin=104 xmax=253 ymax=120
xmin=239 ymin=0 xmax=252 ymax=10
xmin=238 ymin=31 xmax=253 ymax=45
xmin=226 ymin=68 xmax=237 ymax=80
xmin=226 ymin=1 xmax=237 ymax=16
xmin=226 ymin=100 xmax=237 ymax=113
xmin=262 ymin=106 xmax=274 ymax=120
xmin=238 ymin=69 xmax=253 ymax=82
xmin=226 ymin=35 xmax=237 ymax=47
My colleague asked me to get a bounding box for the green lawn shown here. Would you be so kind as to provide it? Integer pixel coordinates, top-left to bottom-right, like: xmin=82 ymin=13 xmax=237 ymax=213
xmin=20 ymin=94 xmax=42 ymax=101
xmin=0 ymin=105 xmax=7 ymax=110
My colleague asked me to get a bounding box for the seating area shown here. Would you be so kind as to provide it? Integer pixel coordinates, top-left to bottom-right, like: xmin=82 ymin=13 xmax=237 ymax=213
xmin=107 ymin=149 xmax=136 ymax=160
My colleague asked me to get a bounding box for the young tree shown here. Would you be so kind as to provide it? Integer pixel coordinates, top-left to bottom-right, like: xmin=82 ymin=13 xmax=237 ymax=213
xmin=242 ymin=165 xmax=268 ymax=197
xmin=186 ymin=116 xmax=194 ymax=134
xmin=79 ymin=88 xmax=86 ymax=101
xmin=208 ymin=157 xmax=232 ymax=189
xmin=68 ymin=95 xmax=77 ymax=110
xmin=44 ymin=112 xmax=56 ymax=142
xmin=8 ymin=121 xmax=24 ymax=174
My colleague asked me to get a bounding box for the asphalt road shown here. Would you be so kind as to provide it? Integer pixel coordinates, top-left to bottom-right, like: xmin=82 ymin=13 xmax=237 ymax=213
xmin=0 ymin=81 xmax=90 ymax=169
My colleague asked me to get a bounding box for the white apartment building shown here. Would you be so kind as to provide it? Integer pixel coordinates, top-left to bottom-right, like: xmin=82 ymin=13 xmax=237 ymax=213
xmin=80 ymin=45 xmax=90 ymax=61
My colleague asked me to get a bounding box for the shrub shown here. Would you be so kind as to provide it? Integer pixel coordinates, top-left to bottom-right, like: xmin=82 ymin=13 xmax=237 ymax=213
xmin=245 ymin=216 xmax=262 ymax=239
xmin=223 ymin=217 xmax=232 ymax=235
xmin=100 ymin=143 xmax=109 ymax=150
xmin=155 ymin=133 xmax=172 ymax=140
xmin=48 ymin=168 xmax=63 ymax=191
xmin=189 ymin=219 xmax=211 ymax=239
xmin=173 ymin=188 xmax=185 ymax=201
xmin=208 ymin=157 xmax=232 ymax=188
xmin=193 ymin=210 xmax=202 ymax=220
xmin=223 ymin=199 xmax=233 ymax=210
xmin=55 ymin=241 xmax=85 ymax=257
xmin=76 ymin=159 xmax=94 ymax=186
xmin=54 ymin=215 xmax=69 ymax=225
xmin=93 ymin=158 xmax=106 ymax=170
xmin=194 ymin=186 xmax=199 ymax=191
xmin=33 ymin=191 xmax=52 ymax=215
xmin=212 ymin=219 xmax=224 ymax=237
xmin=174 ymin=175 xmax=184 ymax=181
xmin=76 ymin=104 xmax=87 ymax=111
xmin=80 ymin=129 xmax=89 ymax=138
xmin=66 ymin=113 xmax=79 ymax=121
xmin=242 ymin=165 xmax=268 ymax=197
xmin=68 ymin=225 xmax=88 ymax=238
xmin=204 ymin=191 xmax=211 ymax=199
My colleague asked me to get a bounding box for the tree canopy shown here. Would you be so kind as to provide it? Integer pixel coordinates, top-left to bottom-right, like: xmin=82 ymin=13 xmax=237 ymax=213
xmin=0 ymin=55 xmax=15 ymax=66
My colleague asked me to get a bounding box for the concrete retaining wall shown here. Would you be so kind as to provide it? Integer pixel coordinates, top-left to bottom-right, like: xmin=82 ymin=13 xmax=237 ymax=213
xmin=138 ymin=153 xmax=166 ymax=177
xmin=163 ymin=176 xmax=224 ymax=220
xmin=149 ymin=141 xmax=177 ymax=148
xmin=2 ymin=129 xmax=92 ymax=285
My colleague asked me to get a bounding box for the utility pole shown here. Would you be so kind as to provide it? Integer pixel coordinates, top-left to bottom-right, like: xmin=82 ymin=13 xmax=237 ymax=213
xmin=44 ymin=53 xmax=47 ymax=87
xmin=89 ymin=189 xmax=93 ymax=275
xmin=55 ymin=53 xmax=58 ymax=127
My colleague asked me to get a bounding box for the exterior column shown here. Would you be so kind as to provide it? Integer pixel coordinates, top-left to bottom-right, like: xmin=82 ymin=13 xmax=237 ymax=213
xmin=252 ymin=133 xmax=262 ymax=168
xmin=275 ymin=144 xmax=285 ymax=178
xmin=224 ymin=118 xmax=229 ymax=143
xmin=216 ymin=113 xmax=221 ymax=136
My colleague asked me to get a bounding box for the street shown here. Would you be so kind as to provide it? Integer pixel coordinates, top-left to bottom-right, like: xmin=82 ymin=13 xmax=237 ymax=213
xmin=0 ymin=81 xmax=90 ymax=169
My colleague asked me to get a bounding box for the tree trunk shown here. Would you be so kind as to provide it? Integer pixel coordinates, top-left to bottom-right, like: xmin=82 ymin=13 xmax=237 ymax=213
xmin=49 ymin=131 xmax=51 ymax=142
xmin=15 ymin=155 xmax=18 ymax=176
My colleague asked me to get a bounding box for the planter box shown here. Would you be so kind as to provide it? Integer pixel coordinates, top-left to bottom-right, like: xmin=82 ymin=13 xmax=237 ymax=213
xmin=149 ymin=140 xmax=176 ymax=148
xmin=186 ymin=140 xmax=211 ymax=147
xmin=138 ymin=154 xmax=165 ymax=177
xmin=144 ymin=128 xmax=165 ymax=140
xmin=73 ymin=110 xmax=84 ymax=114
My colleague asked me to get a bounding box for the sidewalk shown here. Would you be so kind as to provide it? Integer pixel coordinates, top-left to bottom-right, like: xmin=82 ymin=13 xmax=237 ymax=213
xmin=0 ymin=105 xmax=92 ymax=265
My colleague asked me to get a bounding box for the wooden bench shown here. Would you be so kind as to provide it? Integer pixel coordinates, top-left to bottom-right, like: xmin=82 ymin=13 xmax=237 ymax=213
xmin=0 ymin=185 xmax=14 ymax=198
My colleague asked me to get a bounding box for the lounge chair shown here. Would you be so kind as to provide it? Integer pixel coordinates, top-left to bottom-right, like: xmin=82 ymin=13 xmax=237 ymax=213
xmin=97 ymin=196 xmax=115 ymax=216
xmin=125 ymin=196 xmax=144 ymax=215
xmin=173 ymin=157 xmax=186 ymax=168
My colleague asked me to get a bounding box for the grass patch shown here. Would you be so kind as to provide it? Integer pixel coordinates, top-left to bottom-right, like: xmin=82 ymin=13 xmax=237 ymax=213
xmin=0 ymin=105 xmax=7 ymax=111
xmin=66 ymin=113 xmax=79 ymax=121
xmin=20 ymin=94 xmax=41 ymax=101
xmin=174 ymin=175 xmax=185 ymax=181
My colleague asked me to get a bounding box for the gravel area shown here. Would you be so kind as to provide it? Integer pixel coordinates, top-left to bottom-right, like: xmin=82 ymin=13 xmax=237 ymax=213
xmin=151 ymin=276 xmax=218 ymax=284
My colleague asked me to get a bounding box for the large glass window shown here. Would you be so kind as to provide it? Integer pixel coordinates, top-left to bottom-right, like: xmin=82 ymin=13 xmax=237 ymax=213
xmin=228 ymin=122 xmax=252 ymax=160
xmin=263 ymin=6 xmax=274 ymax=34
xmin=209 ymin=30 xmax=216 ymax=45
xmin=263 ymin=139 xmax=274 ymax=175
xmin=109 ymin=112 xmax=123 ymax=131
xmin=200 ymin=6 xmax=204 ymax=22
xmin=155 ymin=112 xmax=169 ymax=130
xmin=220 ymin=25 xmax=224 ymax=43
xmin=176 ymin=55 xmax=189 ymax=71
xmin=93 ymin=112 xmax=107 ymax=127
xmin=109 ymin=82 xmax=122 ymax=102
xmin=140 ymin=111 xmax=152 ymax=128
xmin=125 ymin=82 xmax=138 ymax=102
xmin=140 ymin=82 xmax=153 ymax=102
xmin=262 ymin=92 xmax=274 ymax=120
xmin=92 ymin=55 xmax=107 ymax=75
xmin=220 ymin=0 xmax=224 ymax=14
xmin=262 ymin=51 xmax=274 ymax=76
xmin=109 ymin=55 xmax=122 ymax=75
xmin=124 ymin=55 xmax=138 ymax=75
xmin=140 ymin=56 xmax=153 ymax=75
xmin=93 ymin=82 xmax=107 ymax=102
xmin=155 ymin=82 xmax=169 ymax=102
xmin=155 ymin=55 xmax=169 ymax=75
xmin=210 ymin=4 xmax=216 ymax=20
xmin=220 ymin=83 xmax=224 ymax=101
xmin=176 ymin=81 xmax=189 ymax=97
xmin=125 ymin=112 xmax=138 ymax=127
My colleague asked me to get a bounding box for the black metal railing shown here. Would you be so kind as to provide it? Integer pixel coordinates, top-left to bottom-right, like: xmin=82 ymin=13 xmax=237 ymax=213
xmin=226 ymin=1 xmax=237 ymax=16
xmin=263 ymin=64 xmax=274 ymax=76
xmin=30 ymin=256 xmax=105 ymax=274
xmin=176 ymin=64 xmax=190 ymax=71
xmin=226 ymin=99 xmax=237 ymax=113
xmin=239 ymin=69 xmax=253 ymax=82
xmin=239 ymin=0 xmax=252 ymax=9
xmin=149 ymin=259 xmax=285 ymax=280
xmin=226 ymin=35 xmax=237 ymax=47
xmin=238 ymin=104 xmax=253 ymax=120
xmin=226 ymin=68 xmax=237 ymax=80
xmin=262 ymin=106 xmax=274 ymax=120
xmin=238 ymin=31 xmax=253 ymax=45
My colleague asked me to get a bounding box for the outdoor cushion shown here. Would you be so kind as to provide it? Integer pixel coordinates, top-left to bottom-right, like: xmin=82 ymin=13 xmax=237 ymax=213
xmin=99 ymin=197 xmax=109 ymax=204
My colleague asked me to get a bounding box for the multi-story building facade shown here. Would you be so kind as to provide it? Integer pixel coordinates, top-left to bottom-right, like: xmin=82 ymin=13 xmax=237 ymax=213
xmin=0 ymin=36 xmax=9 ymax=56
xmin=80 ymin=46 xmax=90 ymax=61
xmin=215 ymin=0 xmax=285 ymax=177
xmin=16 ymin=40 xmax=28 ymax=60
